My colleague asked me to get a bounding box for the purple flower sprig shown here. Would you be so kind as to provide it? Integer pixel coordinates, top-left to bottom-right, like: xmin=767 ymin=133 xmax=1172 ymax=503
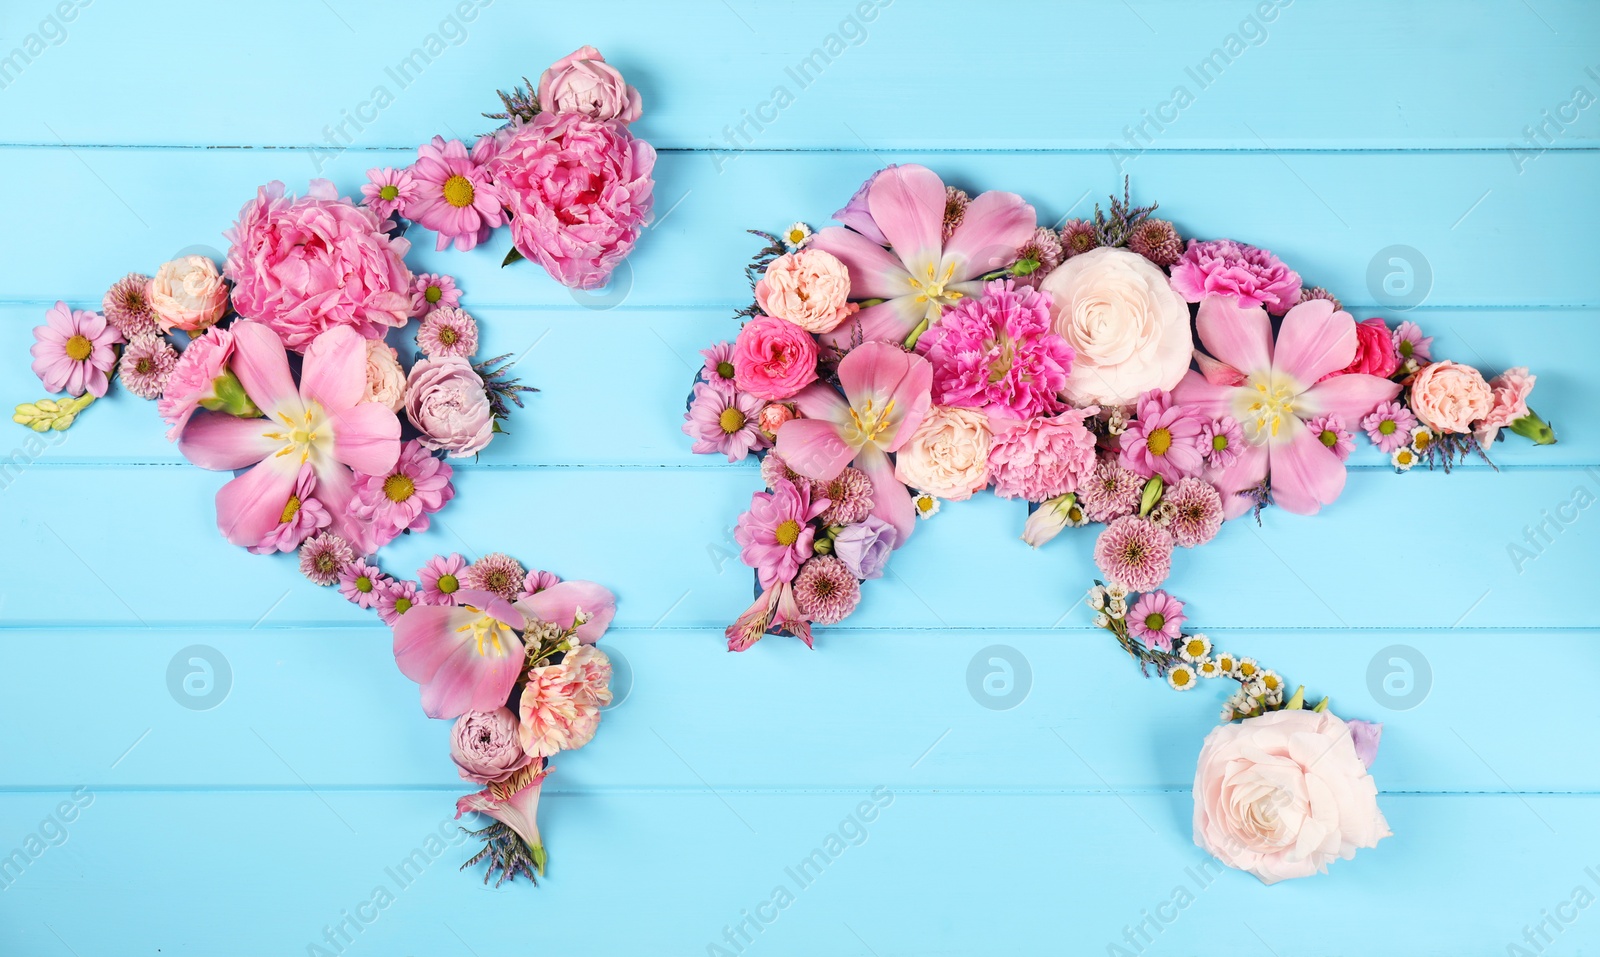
xmin=461 ymin=820 xmax=545 ymax=887
xmin=1090 ymin=176 xmax=1160 ymax=248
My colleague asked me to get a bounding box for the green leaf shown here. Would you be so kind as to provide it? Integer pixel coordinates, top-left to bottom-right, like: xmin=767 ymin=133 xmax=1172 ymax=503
xmin=501 ymin=247 xmax=526 ymax=268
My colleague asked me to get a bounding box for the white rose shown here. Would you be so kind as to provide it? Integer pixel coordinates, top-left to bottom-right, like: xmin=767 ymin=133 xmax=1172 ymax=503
xmin=363 ymin=339 xmax=406 ymax=412
xmin=147 ymin=255 xmax=229 ymax=333
xmin=892 ymin=406 xmax=992 ymax=501
xmin=1039 ymin=246 xmax=1192 ymax=406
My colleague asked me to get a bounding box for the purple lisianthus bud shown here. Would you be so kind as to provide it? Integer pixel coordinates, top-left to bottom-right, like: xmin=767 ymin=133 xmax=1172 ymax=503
xmin=450 ymin=707 xmax=535 ymax=785
xmin=831 ymin=516 xmax=896 ymax=581
xmin=1346 ymin=718 xmax=1383 ymax=769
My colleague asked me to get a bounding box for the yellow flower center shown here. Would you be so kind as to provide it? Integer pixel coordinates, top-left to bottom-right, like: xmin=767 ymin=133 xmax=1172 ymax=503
xmin=1238 ymin=373 xmax=1299 ymax=443
xmin=1378 ymin=420 xmax=1397 ymax=436
xmin=1146 ymin=427 xmax=1173 ymax=456
xmin=379 ymin=184 xmax=400 ymax=201
xmin=425 ymin=284 xmax=443 ymax=304
xmin=394 ymin=597 xmax=413 ymax=615
xmin=719 ymin=408 xmax=747 ymax=434
xmin=262 ymin=405 xmax=331 ymax=469
xmin=1185 ymin=639 xmax=1206 ymax=657
xmin=1144 ymin=612 xmax=1165 ymax=631
xmin=774 ymin=519 xmax=802 ymax=546
xmin=1414 ymin=431 xmax=1434 ymax=452
xmin=846 ymin=397 xmax=898 ymax=448
xmin=437 ymin=573 xmax=459 ymax=594
xmin=1172 ymin=670 xmax=1193 ymax=688
xmin=458 ymin=612 xmax=516 ymax=658
xmin=787 ymin=228 xmax=807 ymax=244
xmin=442 ymin=174 xmax=475 ymax=208
xmin=439 ymin=326 xmax=458 ymax=346
xmin=1319 ymin=429 xmax=1338 ymax=448
xmin=905 ymin=260 xmax=963 ymax=320
xmin=383 ymin=473 xmax=415 ymax=503
xmin=280 ymin=495 xmax=302 ymax=524
xmin=64 ymin=335 xmax=93 ymax=361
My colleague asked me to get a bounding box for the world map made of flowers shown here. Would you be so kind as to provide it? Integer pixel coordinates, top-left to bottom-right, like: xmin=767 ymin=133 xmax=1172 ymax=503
xmin=17 ymin=47 xmax=653 ymax=887
xmin=682 ymin=164 xmax=1555 ymax=883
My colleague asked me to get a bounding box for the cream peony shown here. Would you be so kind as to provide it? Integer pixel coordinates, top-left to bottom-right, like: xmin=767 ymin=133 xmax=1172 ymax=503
xmin=1038 ymin=246 xmax=1192 ymax=406
xmin=1193 ymin=709 xmax=1391 ymax=884
xmin=363 ymin=339 xmax=406 ymax=412
xmin=147 ymin=255 xmax=229 ymax=333
xmin=892 ymin=406 xmax=992 ymax=501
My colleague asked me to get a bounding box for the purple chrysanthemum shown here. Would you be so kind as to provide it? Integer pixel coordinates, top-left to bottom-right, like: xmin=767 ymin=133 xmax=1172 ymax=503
xmin=462 ymin=552 xmax=526 ymax=602
xmin=410 ymin=272 xmax=461 ymax=317
xmin=1200 ymin=416 xmax=1245 ymax=470
xmin=792 ymin=555 xmax=860 ymax=625
xmin=920 ymin=279 xmax=1074 ymax=419
xmin=1162 ymin=477 xmax=1224 ymax=548
xmin=376 ymin=578 xmax=420 ymax=626
xmin=699 ymin=340 xmax=739 ymax=395
xmin=1360 ymin=400 xmax=1418 ymax=454
xmin=418 ymin=553 xmax=467 ymax=606
xmin=1128 ymin=590 xmax=1186 ymax=650
xmin=1092 ymin=515 xmax=1173 ymax=592
xmin=299 ymin=532 xmax=355 ymax=586
xmin=416 ymin=306 xmax=479 ymax=358
xmin=1307 ymin=413 xmax=1355 ymax=462
xmin=1060 ymin=219 xmax=1099 ymax=258
xmin=1079 ymin=458 xmax=1145 ymax=523
xmin=102 ymin=273 xmax=159 ymax=338
xmin=683 ymin=382 xmax=767 ymax=462
xmin=339 ymin=559 xmax=390 ymax=610
xmin=817 ymin=467 xmax=874 ymax=526
xmin=118 ymin=334 xmax=178 ymax=399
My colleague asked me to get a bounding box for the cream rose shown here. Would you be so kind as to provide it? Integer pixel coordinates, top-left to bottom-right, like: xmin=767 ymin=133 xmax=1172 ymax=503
xmin=147 ymin=255 xmax=229 ymax=333
xmin=1193 ymin=709 xmax=1391 ymax=885
xmin=363 ymin=339 xmax=406 ymax=412
xmin=1409 ymin=359 xmax=1492 ymax=434
xmin=1038 ymin=246 xmax=1192 ymax=406
xmin=892 ymin=406 xmax=991 ymax=501
xmin=754 ymin=249 xmax=859 ymax=334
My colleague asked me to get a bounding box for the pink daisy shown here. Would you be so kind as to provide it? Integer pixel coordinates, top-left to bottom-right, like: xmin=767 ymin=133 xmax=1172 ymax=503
xmin=1307 ymin=413 xmax=1355 ymax=462
xmin=1361 ymin=400 xmax=1418 ymax=454
xmin=462 ymin=553 xmax=526 ymax=602
xmin=1120 ymin=390 xmax=1210 ymax=483
xmin=699 ymin=341 xmax=739 ymax=396
xmin=416 ymin=306 xmax=480 ymax=358
xmin=1093 ymin=515 xmax=1173 ymax=592
xmin=31 ymin=302 xmax=122 ymax=397
xmin=249 ymin=464 xmax=332 ymax=555
xmin=1200 ymin=416 xmax=1245 ymax=470
xmin=410 ymin=273 xmax=461 ymax=317
xmin=1128 ymin=590 xmax=1185 ymax=650
xmin=339 ymin=559 xmax=390 ymax=610
xmin=519 ymin=568 xmax=562 ymax=600
xmin=418 ymin=553 xmax=467 ymax=605
xmin=1392 ymin=321 xmax=1433 ymax=363
xmin=102 ymin=273 xmax=159 ymax=338
xmin=816 ymin=467 xmax=874 ymax=527
xmin=792 ymin=555 xmax=860 ymax=625
xmin=352 ymin=440 xmax=456 ymax=547
xmin=1162 ymin=477 xmax=1224 ymax=548
xmin=919 ymin=278 xmax=1074 ymax=419
xmin=683 ymin=382 xmax=768 ymax=462
xmin=118 ymin=334 xmax=178 ymax=400
xmin=361 ymin=166 xmax=419 ymax=221
xmin=735 ymin=478 xmax=829 ymax=590
xmin=299 ymin=532 xmax=355 ymax=586
xmin=376 ymin=579 xmax=420 ymax=626
xmin=403 ymin=135 xmax=506 ymax=252
xmin=1079 ymin=458 xmax=1145 ymax=524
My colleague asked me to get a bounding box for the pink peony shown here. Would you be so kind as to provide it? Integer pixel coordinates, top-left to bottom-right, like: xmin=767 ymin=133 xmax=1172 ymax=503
xmin=451 ymin=707 xmax=536 ymax=785
xmin=31 ymin=302 xmax=121 ymax=398
xmin=893 ymin=406 xmax=992 ymax=502
xmin=731 ymin=314 xmax=819 ymax=400
xmin=754 ymin=249 xmax=859 ymax=334
xmin=404 ymin=357 xmax=494 ymax=457
xmin=1169 ymin=239 xmax=1302 ymax=314
xmin=919 ymin=279 xmax=1074 ymax=419
xmin=485 ymin=112 xmax=655 ymax=290
xmin=986 ymin=408 xmax=1099 ymax=501
xmin=1475 ymin=367 xmax=1536 ymax=444
xmin=537 ymin=45 xmax=642 ymax=123
xmin=1193 ymin=709 xmax=1390 ymax=884
xmin=147 ymin=256 xmax=230 ymax=333
xmin=404 ymin=135 xmax=506 ymax=252
xmin=224 ymin=180 xmax=413 ymax=351
xmin=735 ymin=478 xmax=829 ymax=590
xmin=1322 ymin=317 xmax=1398 ymax=381
xmin=1409 ymin=360 xmax=1492 ymax=434
xmin=1093 ymin=515 xmax=1173 ymax=592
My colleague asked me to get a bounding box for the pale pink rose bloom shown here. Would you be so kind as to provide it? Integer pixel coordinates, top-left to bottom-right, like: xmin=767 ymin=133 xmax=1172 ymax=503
xmin=147 ymin=256 xmax=230 ymax=333
xmin=537 ymin=45 xmax=642 ymax=123
xmin=404 ymin=357 xmax=494 ymax=457
xmin=756 ymin=403 xmax=795 ymax=434
xmin=450 ymin=707 xmax=536 ymax=785
xmin=1475 ymin=366 xmax=1536 ymax=444
xmin=754 ymin=250 xmax=859 ymax=334
xmin=1409 ymin=359 xmax=1493 ymax=434
xmin=363 ymin=339 xmax=406 ymax=411
xmin=1193 ymin=709 xmax=1390 ymax=885
xmin=892 ymin=405 xmax=993 ymax=501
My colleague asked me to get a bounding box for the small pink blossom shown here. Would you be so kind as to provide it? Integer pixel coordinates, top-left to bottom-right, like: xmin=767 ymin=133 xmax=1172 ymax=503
xmin=683 ymin=382 xmax=767 ymax=461
xmin=418 ymin=553 xmax=467 ymax=606
xmin=360 ymin=166 xmax=419 ymax=221
xmin=735 ymin=478 xmax=829 ymax=590
xmin=404 ymin=135 xmax=506 ymax=252
xmin=1200 ymin=416 xmax=1244 ymax=470
xmin=249 ymin=464 xmax=331 ymax=555
xmin=376 ymin=578 xmax=420 ymax=626
xmin=1307 ymin=413 xmax=1355 ymax=461
xmin=1120 ymin=390 xmax=1210 ymax=483
xmin=1360 ymin=401 xmax=1418 ymax=453
xmin=416 ymin=306 xmax=480 ymax=358
xmin=339 ymin=559 xmax=390 ymax=609
xmin=410 ymin=273 xmax=461 ymax=317
xmin=1162 ymin=477 xmax=1224 ymax=548
xmin=352 ymin=439 xmax=456 ymax=547
xmin=1392 ymin=320 xmax=1433 ymax=363
xmin=698 ymin=340 xmax=739 ymax=395
xmin=157 ymin=326 xmax=235 ymax=440
xmin=31 ymin=302 xmax=121 ymax=398
xmin=1128 ymin=590 xmax=1185 ymax=650
xmin=1093 ymin=515 xmax=1173 ymax=592
xmin=1475 ymin=367 xmax=1536 ymax=445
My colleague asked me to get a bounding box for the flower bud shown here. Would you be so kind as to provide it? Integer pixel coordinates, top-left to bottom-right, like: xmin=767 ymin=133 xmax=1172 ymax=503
xmin=199 ymin=369 xmax=262 ymax=418
xmin=1508 ymin=409 xmax=1557 ymax=445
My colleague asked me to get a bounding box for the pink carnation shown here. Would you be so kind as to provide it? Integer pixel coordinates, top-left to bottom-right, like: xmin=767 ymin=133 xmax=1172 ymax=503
xmin=919 ymin=279 xmax=1074 ymax=419
xmin=224 ymin=180 xmax=413 ymax=351
xmin=731 ymin=314 xmax=819 ymax=401
xmin=1169 ymin=239 xmax=1302 ymax=315
xmin=518 ymin=646 xmax=613 ymax=758
xmin=485 ymin=113 xmax=655 ymax=290
xmin=157 ymin=326 xmax=234 ymax=440
xmin=1476 ymin=367 xmax=1536 ymax=444
xmin=986 ymin=408 xmax=1099 ymax=501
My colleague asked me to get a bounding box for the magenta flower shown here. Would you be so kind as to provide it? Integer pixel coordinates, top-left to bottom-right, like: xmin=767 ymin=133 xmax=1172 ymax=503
xmin=1172 ymin=297 xmax=1401 ymax=517
xmin=918 ymin=278 xmax=1073 ymax=419
xmin=1169 ymin=239 xmax=1302 ymax=315
xmin=1093 ymin=515 xmax=1174 ymax=592
xmin=1129 ymin=590 xmax=1185 ymax=650
xmin=774 ymin=341 xmax=934 ymax=544
xmin=1119 ymin=390 xmax=1210 ymax=483
xmin=811 ymin=164 xmax=1037 ymax=345
xmin=1307 ymin=413 xmax=1355 ymax=462
xmin=376 ymin=578 xmax=420 ymax=626
xmin=248 ymin=464 xmax=331 ymax=555
xmin=175 ymin=321 xmax=401 ymax=551
xmin=157 ymin=326 xmax=236 ymax=440
xmin=352 ymin=439 xmax=456 ymax=547
xmin=360 ymin=166 xmax=419 ymax=221
xmin=339 ymin=559 xmax=390 ymax=610
xmin=735 ymin=478 xmax=829 ymax=590
xmin=1079 ymin=458 xmax=1145 ymax=524
xmin=683 ymin=382 xmax=767 ymax=462
xmin=698 ymin=340 xmax=739 ymax=396
xmin=519 ymin=568 xmax=561 ymax=599
xmin=31 ymin=302 xmax=122 ymax=397
xmin=404 ymin=135 xmax=506 ymax=252
xmin=410 ymin=272 xmax=461 ymax=317
xmin=419 ymin=553 xmax=468 ymax=606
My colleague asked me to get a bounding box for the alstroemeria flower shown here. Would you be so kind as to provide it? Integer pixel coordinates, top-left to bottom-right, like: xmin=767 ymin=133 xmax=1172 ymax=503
xmin=456 ymin=761 xmax=550 ymax=866
xmin=812 ymin=164 xmax=1036 ymax=345
xmin=726 ymin=580 xmax=812 ymax=652
xmin=775 ymin=341 xmax=933 ymax=544
xmin=1173 ymin=297 xmax=1401 ymax=517
xmin=177 ymin=322 xmax=401 ymax=551
xmin=393 ymin=581 xmax=617 ymax=719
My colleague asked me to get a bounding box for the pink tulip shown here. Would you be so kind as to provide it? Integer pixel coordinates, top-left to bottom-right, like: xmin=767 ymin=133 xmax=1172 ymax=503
xmin=176 ymin=322 xmax=401 ymax=551
xmin=775 ymin=341 xmax=933 ymax=545
xmin=1172 ymin=297 xmax=1401 ymax=517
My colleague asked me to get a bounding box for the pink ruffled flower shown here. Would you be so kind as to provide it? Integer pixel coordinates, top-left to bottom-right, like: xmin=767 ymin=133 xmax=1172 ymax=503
xmin=1321 ymin=318 xmax=1398 ymax=381
xmin=1360 ymin=400 xmax=1418 ymax=454
xmin=416 ymin=306 xmax=479 ymax=358
xmin=102 ymin=273 xmax=159 ymax=338
xmin=418 ymin=553 xmax=468 ymax=606
xmin=919 ymin=279 xmax=1073 ymax=419
xmin=518 ymin=645 xmax=613 ymax=758
xmin=731 ymin=314 xmax=819 ymax=401
xmin=683 ymin=382 xmax=767 ymax=461
xmin=31 ymin=302 xmax=121 ymax=398
xmin=1200 ymin=415 xmax=1245 ymax=471
xmin=725 ymin=580 xmax=812 ymax=651
xmin=1162 ymin=477 xmax=1224 ymax=548
xmin=376 ymin=578 xmax=420 ymax=626
xmin=360 ymin=166 xmax=418 ymax=221
xmin=410 ymin=273 xmax=461 ymax=317
xmin=299 ymin=531 xmax=354 ymax=586
xmin=1079 ymin=458 xmax=1145 ymax=524
xmin=986 ymin=408 xmax=1099 ymax=501
xmin=339 ymin=559 xmax=390 ymax=610
xmin=485 ymin=113 xmax=656 ymax=290
xmin=1409 ymin=360 xmax=1492 ymax=435
xmin=403 ymin=135 xmax=506 ymax=252
xmin=1093 ymin=515 xmax=1173 ymax=592
xmin=158 ymin=326 xmax=235 ymax=440
xmin=756 ymin=403 xmax=795 ymax=436
xmin=1475 ymin=367 xmax=1536 ymax=444
xmin=735 ymin=478 xmax=829 ymax=590
xmin=404 ymin=357 xmax=494 ymax=458
xmin=352 ymin=439 xmax=456 ymax=547
xmin=1169 ymin=239 xmax=1302 ymax=315
xmin=1120 ymin=390 xmax=1211 ymax=483
xmin=118 ymin=334 xmax=178 ymax=400
xmin=462 ymin=553 xmax=527 ymax=603
xmin=816 ymin=467 xmax=874 ymax=526
xmin=1392 ymin=320 xmax=1433 ymax=363
xmin=519 ymin=568 xmax=561 ymax=600
xmin=1128 ymin=590 xmax=1185 ymax=650
xmin=248 ymin=464 xmax=331 ymax=555
xmin=224 ymin=180 xmax=413 ymax=351
xmin=451 ymin=707 xmax=536 ymax=785
xmin=1307 ymin=413 xmax=1355 ymax=462
xmin=754 ymin=250 xmax=859 ymax=335
xmin=698 ymin=340 xmax=739 ymax=396
xmin=792 ymin=555 xmax=860 ymax=625
xmin=538 ymin=45 xmax=642 ymax=123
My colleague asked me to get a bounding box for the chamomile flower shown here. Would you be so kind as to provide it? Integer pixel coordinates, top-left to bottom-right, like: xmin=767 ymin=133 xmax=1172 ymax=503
xmin=1178 ymin=633 xmax=1212 ymax=662
xmin=1213 ymin=652 xmax=1237 ymax=675
xmin=1258 ymin=669 xmax=1285 ymax=698
xmin=913 ymin=492 xmax=941 ymax=519
xmin=1410 ymin=426 xmax=1436 ymax=454
xmin=1087 ymin=586 xmax=1107 ymax=610
xmin=1167 ymin=664 xmax=1198 ymax=691
xmin=782 ymin=222 xmax=813 ymax=250
xmin=1093 ymin=612 xmax=1112 ymax=629
xmin=1242 ymin=678 xmax=1267 ymax=699
xmin=1064 ymin=498 xmax=1089 ymax=527
xmin=1234 ymin=657 xmax=1260 ymax=681
xmin=1391 ymin=447 xmax=1418 ymax=472
xmin=1196 ymin=659 xmax=1223 ymax=679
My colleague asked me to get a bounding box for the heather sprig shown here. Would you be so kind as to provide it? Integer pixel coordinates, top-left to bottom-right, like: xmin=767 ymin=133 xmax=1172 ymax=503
xmin=484 ymin=77 xmax=540 ymax=125
xmin=1091 ymin=177 xmax=1160 ymax=248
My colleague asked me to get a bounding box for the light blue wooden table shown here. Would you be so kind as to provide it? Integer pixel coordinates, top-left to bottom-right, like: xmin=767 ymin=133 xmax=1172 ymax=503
xmin=2 ymin=2 xmax=1597 ymax=954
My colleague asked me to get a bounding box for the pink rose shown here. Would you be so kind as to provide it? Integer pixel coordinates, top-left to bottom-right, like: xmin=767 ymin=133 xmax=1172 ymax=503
xmin=732 ymin=315 xmax=819 ymax=400
xmin=1409 ymin=359 xmax=1492 ymax=434
xmin=450 ymin=708 xmax=536 ymax=785
xmin=517 ymin=646 xmax=613 ymax=759
xmin=1193 ymin=709 xmax=1391 ymax=884
xmin=756 ymin=403 xmax=795 ymax=435
xmin=363 ymin=339 xmax=406 ymax=411
xmin=1475 ymin=366 xmax=1536 ymax=444
xmin=484 ymin=113 xmax=655 ymax=290
xmin=1321 ymin=317 xmax=1398 ymax=380
xmin=892 ymin=406 xmax=992 ymax=501
xmin=404 ymin=356 xmax=493 ymax=457
xmin=537 ymin=45 xmax=641 ymax=123
xmin=147 ymin=256 xmax=229 ymax=333
xmin=986 ymin=408 xmax=1099 ymax=501
xmin=754 ymin=250 xmax=859 ymax=334
xmin=224 ymin=180 xmax=413 ymax=351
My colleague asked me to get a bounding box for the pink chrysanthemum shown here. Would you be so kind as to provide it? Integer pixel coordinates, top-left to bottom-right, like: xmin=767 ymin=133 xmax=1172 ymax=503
xmin=418 ymin=553 xmax=468 ymax=606
xmin=1360 ymin=401 xmax=1418 ymax=454
xmin=699 ymin=340 xmax=739 ymax=396
xmin=249 ymin=464 xmax=332 ymax=555
xmin=760 ymin=451 xmax=809 ymax=493
xmin=1079 ymin=458 xmax=1145 ymax=523
xmin=102 ymin=273 xmax=159 ymax=338
xmin=1128 ymin=590 xmax=1186 ymax=650
xmin=416 ymin=306 xmax=480 ymax=358
xmin=1016 ymin=226 xmax=1064 ymax=284
xmin=1307 ymin=413 xmax=1355 ymax=462
xmin=299 ymin=532 xmax=355 ymax=586
xmin=735 ymin=478 xmax=829 ymax=590
xmin=403 ymin=135 xmax=506 ymax=252
xmin=1297 ymin=286 xmax=1343 ymax=312
xmin=1162 ymin=477 xmax=1224 ymax=548
xmin=1392 ymin=320 xmax=1433 ymax=363
xmin=792 ymin=555 xmax=860 ymax=625
xmin=1127 ymin=219 xmax=1183 ymax=268
xmin=817 ymin=467 xmax=874 ymax=526
xmin=339 ymin=559 xmax=390 ymax=610
xmin=1093 ymin=515 xmax=1174 ymax=592
xmin=376 ymin=578 xmax=420 ymax=626
xmin=941 ymin=186 xmax=970 ymax=242
xmin=519 ymin=568 xmax=562 ymax=600
xmin=118 ymin=334 xmax=178 ymax=400
xmin=987 ymin=408 xmax=1099 ymax=502
xmin=1169 ymin=239 xmax=1302 ymax=314
xmin=361 ymin=166 xmax=419 ymax=221
xmin=1200 ymin=416 xmax=1245 ymax=470
xmin=919 ymin=279 xmax=1074 ymax=419
xmin=352 ymin=439 xmax=456 ymax=547
xmin=1060 ymin=219 xmax=1100 ymax=258
xmin=31 ymin=302 xmax=122 ymax=398
xmin=462 ymin=552 xmax=526 ymax=602
xmin=683 ymin=382 xmax=768 ymax=462
xmin=1120 ymin=390 xmax=1210 ymax=483
xmin=410 ymin=273 xmax=461 ymax=317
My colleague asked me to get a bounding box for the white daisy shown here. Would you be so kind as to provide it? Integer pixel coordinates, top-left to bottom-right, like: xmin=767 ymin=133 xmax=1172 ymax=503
xmin=1391 ymin=447 xmax=1418 ymax=472
xmin=1167 ymin=664 xmax=1198 ymax=691
xmin=1178 ymin=634 xmax=1211 ymax=662
xmin=782 ymin=221 xmax=813 ymax=250
xmin=913 ymin=492 xmax=940 ymax=519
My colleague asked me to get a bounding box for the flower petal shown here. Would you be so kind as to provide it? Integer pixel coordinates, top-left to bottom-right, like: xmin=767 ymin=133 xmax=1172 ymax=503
xmin=421 ymin=627 xmax=525 ymax=719
xmin=1272 ymin=299 xmax=1356 ymax=385
xmin=942 ymin=189 xmax=1036 ymax=283
xmin=775 ymin=417 xmax=856 ymax=481
xmin=329 ymin=401 xmax=402 ymax=476
xmin=213 ymin=455 xmax=300 ymax=547
xmin=1267 ymin=416 xmax=1347 ymax=515
xmin=312 ymin=461 xmax=374 ymax=555
xmin=866 ymin=164 xmax=945 ymax=276
xmin=300 ymin=326 xmax=369 ymax=412
xmin=392 ymin=604 xmax=475 ymax=685
xmin=788 ymin=381 xmax=850 ymax=422
xmin=836 ymin=341 xmax=933 ymax=452
xmin=178 ymin=411 xmax=278 ymax=471
xmin=1195 ymin=294 xmax=1273 ymax=375
xmin=513 ymin=580 xmax=617 ymax=644
xmin=1172 ymin=370 xmax=1239 ymax=420
xmin=1296 ymin=373 xmax=1402 ymax=423
xmin=818 ymin=295 xmax=927 ymax=349
xmin=809 ymin=226 xmax=910 ymax=300
xmin=227 ymin=321 xmax=299 ymax=414
xmin=854 ymin=444 xmax=916 ymax=548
